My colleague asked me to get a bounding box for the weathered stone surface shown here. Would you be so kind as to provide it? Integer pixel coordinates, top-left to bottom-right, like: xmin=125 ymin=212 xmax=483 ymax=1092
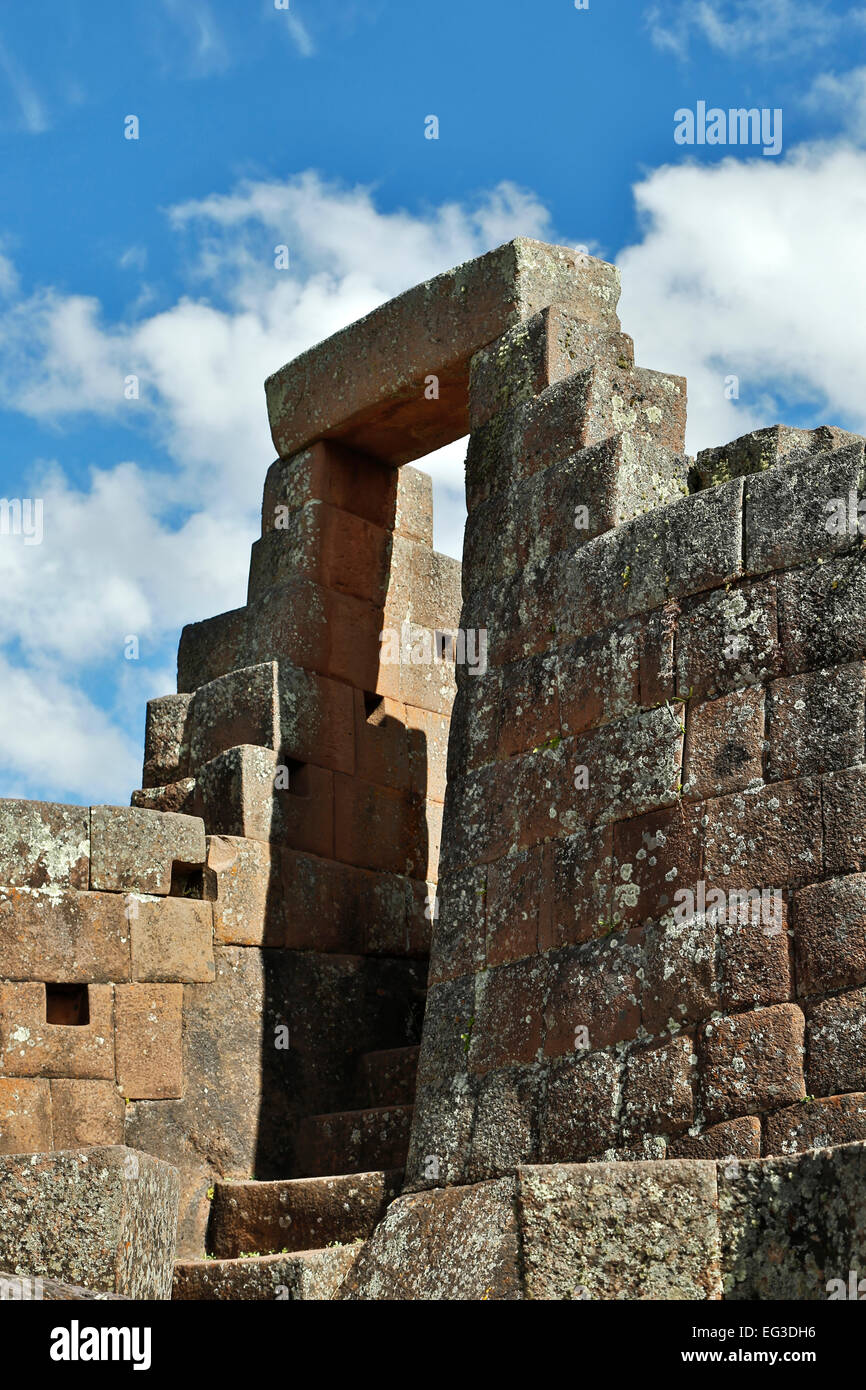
xmin=205 ymin=834 xmax=280 ymax=947
xmin=517 ymin=1160 xmax=721 ymax=1300
xmin=621 ymin=1034 xmax=695 ymax=1140
xmin=143 ymin=693 xmax=192 ymax=789
xmin=266 ymin=239 xmax=621 ymax=467
xmin=538 ymin=1051 xmax=622 ymax=1162
xmin=90 ymin=806 xmax=206 ymax=896
xmin=0 ymin=1270 xmax=128 ymax=1299
xmin=805 ymin=986 xmax=866 ymax=1096
xmin=336 ymin=1177 xmax=522 ymax=1300
xmin=676 ymin=579 xmax=780 ymax=700
xmin=744 ymin=438 xmax=866 ymax=575
xmin=777 ymin=550 xmax=866 ymax=675
xmin=467 ymin=1066 xmax=543 ymax=1180
xmin=0 ymin=800 xmax=89 ymax=890
xmin=50 ymin=1079 xmax=126 ymax=1149
xmin=196 ymin=745 xmax=284 ymax=845
xmin=174 ymin=1247 xmax=358 ymax=1300
xmin=115 ymin=985 xmax=183 ymax=1100
xmin=249 ymin=503 xmax=392 ymax=607
xmin=793 ymin=872 xmax=866 ymax=997
xmin=719 ymin=1141 xmax=866 ymax=1299
xmin=0 ymin=887 xmax=130 ymax=982
xmin=683 ymin=686 xmax=765 ymax=800
xmin=131 ymin=778 xmax=198 ymax=816
xmin=823 ymin=765 xmax=866 ymax=874
xmin=668 ymin=1117 xmax=761 ymax=1161
xmin=0 ymin=1146 xmax=179 ymax=1299
xmin=189 ymin=663 xmax=279 ymax=772
xmin=130 ymin=897 xmax=215 ymax=983
xmin=766 ymin=662 xmax=865 ymax=781
xmin=0 ymin=982 xmax=115 ymax=1079
xmin=764 ymin=1094 xmax=866 ymax=1156
xmin=699 ymin=1004 xmax=806 ymax=1125
xmin=702 ymin=778 xmax=822 ymax=890
xmin=208 ymin=1171 xmax=403 ymax=1258
xmin=696 ymin=423 xmax=858 ymax=488
xmin=0 ymin=1077 xmax=52 ymax=1153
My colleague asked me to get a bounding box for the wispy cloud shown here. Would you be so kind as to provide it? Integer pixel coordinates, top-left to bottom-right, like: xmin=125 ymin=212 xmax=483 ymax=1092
xmin=0 ymin=35 xmax=48 ymax=133
xmin=647 ymin=0 xmax=856 ymax=62
xmin=285 ymin=12 xmax=315 ymax=58
xmin=806 ymin=65 xmax=866 ymax=143
xmin=159 ymin=0 xmax=230 ymax=77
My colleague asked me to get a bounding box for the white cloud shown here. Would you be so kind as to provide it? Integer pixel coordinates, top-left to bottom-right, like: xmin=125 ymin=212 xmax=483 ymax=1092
xmin=647 ymin=0 xmax=858 ymax=61
xmin=806 ymin=66 xmax=866 ymax=142
xmin=617 ymin=142 xmax=866 ymax=454
xmin=159 ymin=0 xmax=230 ymax=77
xmin=286 ymin=14 xmax=315 ymax=58
xmin=0 ymin=34 xmax=48 ymax=133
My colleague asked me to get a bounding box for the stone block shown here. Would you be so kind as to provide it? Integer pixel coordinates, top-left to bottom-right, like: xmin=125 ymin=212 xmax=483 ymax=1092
xmin=114 ymin=985 xmax=183 ymax=1100
xmin=699 ymin=1003 xmax=806 ymax=1125
xmin=266 ymin=239 xmax=621 ymax=467
xmin=696 ymin=423 xmax=858 ymax=488
xmin=248 ymin=501 xmax=392 ymax=606
xmin=177 ymin=605 xmax=246 ymax=694
xmin=469 ymin=955 xmax=549 ymax=1072
xmin=196 ymin=745 xmax=284 ymax=845
xmin=548 ymin=822 xmax=613 ymax=950
xmin=517 ymin=1160 xmax=721 ymax=1300
xmin=428 ymin=865 xmax=487 ymax=986
xmin=336 ymin=1178 xmax=521 ymax=1300
xmin=823 ymin=765 xmax=866 ymax=874
xmin=466 ymin=1066 xmax=542 ymax=1181
xmin=0 ymin=1145 xmax=179 ymax=1299
xmin=0 ymin=800 xmax=89 ymax=890
xmin=612 ymin=800 xmax=703 ymax=933
xmin=777 ymin=550 xmax=866 ymax=675
xmin=0 ymin=1077 xmax=52 ymax=1153
xmin=130 ymin=897 xmax=215 ymax=983
xmin=766 ymin=663 xmax=865 ymax=781
xmin=353 ymin=690 xmax=410 ymax=790
xmin=621 ymin=1034 xmax=695 ymax=1139
xmin=50 ymin=1079 xmax=125 ymax=1149
xmin=764 ymin=1094 xmax=866 ymax=1156
xmin=262 ymin=440 xmax=401 ymax=532
xmin=0 ymin=982 xmax=114 ymax=1079
xmin=668 ymin=1117 xmax=761 ymax=1161
xmin=0 ymin=887 xmax=131 ymax=982
xmin=543 ymin=933 xmax=642 ymax=1057
xmin=486 ymin=845 xmax=547 ymax=967
xmin=538 ymin=1050 xmax=622 ymax=1162
xmin=90 ymin=805 xmax=206 ymax=896
xmin=142 ymin=693 xmax=192 ymax=789
xmin=683 ymin=686 xmax=765 ymax=800
xmin=205 ymin=834 xmax=282 ymax=947
xmin=702 ymin=778 xmax=822 ymax=891
xmin=173 ymin=1247 xmax=359 ymax=1301
xmin=744 ymin=438 xmax=866 ymax=575
xmin=793 ymin=872 xmax=866 ymax=997
xmin=676 ymin=578 xmax=780 ymax=700
xmin=805 ymin=986 xmax=866 ymax=1097
xmin=189 ymin=662 xmax=279 ymax=772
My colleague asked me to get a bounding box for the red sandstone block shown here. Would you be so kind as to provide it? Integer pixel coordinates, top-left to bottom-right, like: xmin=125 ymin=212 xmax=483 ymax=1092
xmin=823 ymin=765 xmax=866 ymax=874
xmin=676 ymin=578 xmax=780 ymax=701
xmin=642 ymin=912 xmax=718 ymax=1034
xmin=177 ymin=605 xmax=246 ymax=694
xmin=717 ymin=905 xmax=792 ymax=1012
xmin=793 ymin=873 xmax=866 ymax=997
xmin=353 ymin=690 xmax=410 ymax=790
xmin=805 ymin=986 xmax=866 ymax=1097
xmin=683 ymin=686 xmax=765 ymax=801
xmin=90 ymin=805 xmax=206 ymax=896
xmin=698 ymin=1003 xmax=806 ymax=1125
xmin=498 ymin=651 xmax=560 ymax=758
xmin=469 ymin=955 xmax=550 ymax=1073
xmin=395 ymin=467 xmax=434 ymax=546
xmin=777 ymin=552 xmax=866 ymax=677
xmin=702 ymin=778 xmax=822 ymax=891
xmin=446 ymin=670 xmax=501 ymax=779
xmin=0 ymin=1077 xmax=52 ymax=1153
xmin=0 ymin=800 xmax=89 ymax=891
xmin=510 ymin=743 xmax=574 ymax=851
xmin=548 ymin=823 xmax=614 ymax=950
xmin=543 ymin=933 xmax=642 ymax=1057
xmin=278 ymin=664 xmax=355 ymax=778
xmin=114 ymin=984 xmax=183 ymax=1100
xmin=132 ymin=779 xmax=198 ymax=816
xmin=130 ymin=898 xmax=215 ymax=984
xmin=557 ymin=621 xmax=641 ymax=739
xmin=766 ymin=663 xmax=865 ymax=782
xmin=570 ymin=703 xmax=685 ymax=829
xmin=240 ymin=576 xmax=383 ymax=692
xmin=188 ymin=662 xmax=279 ymax=772
xmin=206 ymin=835 xmax=281 ymax=947
xmin=486 ymin=844 xmax=549 ymax=967
xmin=621 ymin=1034 xmax=695 ymax=1139
xmin=50 ymin=1079 xmax=125 ymax=1148
xmin=333 ymin=775 xmax=419 ymax=876
xmin=197 ymin=746 xmax=285 ymax=844
xmin=143 ymin=693 xmax=192 ymax=788
xmin=763 ymin=1092 xmax=866 ymax=1156
xmin=0 ymin=887 xmax=131 ymax=982
xmin=367 ymin=874 xmax=426 ymax=957
xmin=538 ymin=1050 xmax=622 ymax=1162
xmin=612 ymin=801 xmax=703 ymax=932
xmin=267 ymin=239 xmax=620 ymax=467
xmin=261 ymin=441 xmax=401 ymax=533
xmin=0 ymin=981 xmax=115 ymax=1079
xmin=249 ymin=502 xmax=393 ymax=607
xmin=281 ymin=849 xmax=372 ymax=954
xmin=385 ymin=539 xmax=462 ymax=632
xmin=668 ymin=1116 xmax=761 ymax=1161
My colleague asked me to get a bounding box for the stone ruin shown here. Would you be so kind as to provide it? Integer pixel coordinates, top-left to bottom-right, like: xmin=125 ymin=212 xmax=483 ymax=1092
xmin=2 ymin=238 xmax=866 ymax=1300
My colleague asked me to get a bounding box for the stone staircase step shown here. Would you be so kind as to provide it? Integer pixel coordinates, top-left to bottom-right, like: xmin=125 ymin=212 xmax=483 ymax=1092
xmin=295 ymin=1105 xmax=414 ymax=1178
xmin=173 ymin=1246 xmax=358 ymax=1301
xmin=207 ymin=1170 xmax=402 ymax=1259
xmin=359 ymin=1045 xmax=420 ymax=1107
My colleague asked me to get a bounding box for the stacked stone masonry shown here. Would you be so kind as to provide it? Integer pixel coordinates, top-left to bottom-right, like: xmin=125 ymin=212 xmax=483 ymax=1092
xmin=1 ymin=237 xmax=865 ymax=1296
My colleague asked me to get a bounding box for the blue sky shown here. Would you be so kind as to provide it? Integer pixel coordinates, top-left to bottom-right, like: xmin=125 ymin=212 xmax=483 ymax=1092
xmin=0 ymin=0 xmax=864 ymax=804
